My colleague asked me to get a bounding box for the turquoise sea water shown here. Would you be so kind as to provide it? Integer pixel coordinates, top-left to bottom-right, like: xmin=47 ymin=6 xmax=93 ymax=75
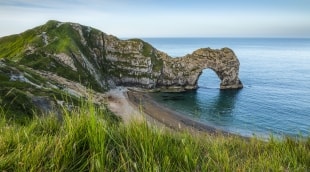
xmin=142 ymin=38 xmax=310 ymax=138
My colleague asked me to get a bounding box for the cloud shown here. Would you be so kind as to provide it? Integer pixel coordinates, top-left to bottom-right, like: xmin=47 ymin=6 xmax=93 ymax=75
xmin=0 ymin=0 xmax=309 ymax=37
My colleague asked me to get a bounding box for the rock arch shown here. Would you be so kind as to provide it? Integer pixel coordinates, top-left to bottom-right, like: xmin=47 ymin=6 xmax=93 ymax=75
xmin=157 ymin=48 xmax=243 ymax=91
xmin=197 ymin=68 xmax=221 ymax=88
xmin=92 ymin=36 xmax=243 ymax=91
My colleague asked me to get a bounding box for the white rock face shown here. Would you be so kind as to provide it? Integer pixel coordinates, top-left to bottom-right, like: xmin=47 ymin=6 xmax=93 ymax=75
xmin=42 ymin=32 xmax=49 ymax=46
xmin=157 ymin=48 xmax=243 ymax=90
xmin=10 ymin=73 xmax=42 ymax=88
xmin=5 ymin=21 xmax=243 ymax=92
xmin=54 ymin=53 xmax=77 ymax=71
xmin=98 ymin=34 xmax=243 ymax=90
xmin=70 ymin=27 xmax=243 ymax=91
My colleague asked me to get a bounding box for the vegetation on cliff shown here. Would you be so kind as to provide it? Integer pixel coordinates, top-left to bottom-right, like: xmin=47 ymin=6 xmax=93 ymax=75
xmin=0 ymin=20 xmax=167 ymax=116
xmin=0 ymin=20 xmax=105 ymax=91
xmin=0 ymin=103 xmax=309 ymax=171
xmin=0 ymin=59 xmax=84 ymax=121
xmin=1 ymin=21 xmax=307 ymax=171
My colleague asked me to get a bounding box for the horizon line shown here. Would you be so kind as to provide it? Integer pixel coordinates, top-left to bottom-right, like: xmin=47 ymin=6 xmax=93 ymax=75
xmin=121 ymin=36 xmax=310 ymax=39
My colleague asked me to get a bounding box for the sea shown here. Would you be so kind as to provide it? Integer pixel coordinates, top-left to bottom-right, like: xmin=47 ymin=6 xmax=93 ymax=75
xmin=141 ymin=38 xmax=310 ymax=138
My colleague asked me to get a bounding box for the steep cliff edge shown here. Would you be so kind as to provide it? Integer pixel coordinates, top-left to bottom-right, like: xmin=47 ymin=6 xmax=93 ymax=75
xmin=158 ymin=48 xmax=242 ymax=91
xmin=0 ymin=20 xmax=242 ymax=117
xmin=0 ymin=20 xmax=242 ymax=91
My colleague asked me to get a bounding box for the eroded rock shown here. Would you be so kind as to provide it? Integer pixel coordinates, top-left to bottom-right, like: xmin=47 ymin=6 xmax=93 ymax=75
xmin=99 ymin=37 xmax=243 ymax=91
xmin=1 ymin=21 xmax=243 ymax=92
xmin=157 ymin=48 xmax=243 ymax=90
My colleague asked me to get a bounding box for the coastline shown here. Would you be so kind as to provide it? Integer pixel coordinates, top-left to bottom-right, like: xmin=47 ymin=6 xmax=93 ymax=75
xmin=105 ymin=87 xmax=143 ymax=124
xmin=126 ymin=88 xmax=234 ymax=136
xmin=106 ymin=87 xmax=243 ymax=137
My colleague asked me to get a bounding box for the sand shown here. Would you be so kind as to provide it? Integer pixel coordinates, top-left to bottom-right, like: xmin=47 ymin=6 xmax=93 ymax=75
xmin=105 ymin=87 xmax=143 ymax=124
xmin=105 ymin=87 xmax=234 ymax=136
xmin=127 ymin=89 xmax=227 ymax=134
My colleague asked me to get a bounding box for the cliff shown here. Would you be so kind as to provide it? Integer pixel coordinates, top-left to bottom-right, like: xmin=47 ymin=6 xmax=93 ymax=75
xmin=0 ymin=20 xmax=242 ymax=116
xmin=0 ymin=20 xmax=242 ymax=91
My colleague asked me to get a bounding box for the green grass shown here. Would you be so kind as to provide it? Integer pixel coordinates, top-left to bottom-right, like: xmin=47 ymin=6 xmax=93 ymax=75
xmin=0 ymin=102 xmax=309 ymax=171
xmin=0 ymin=29 xmax=41 ymax=60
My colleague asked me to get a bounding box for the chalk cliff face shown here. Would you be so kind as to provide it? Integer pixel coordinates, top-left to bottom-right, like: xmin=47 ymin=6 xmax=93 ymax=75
xmin=98 ymin=34 xmax=243 ymax=91
xmin=0 ymin=20 xmax=243 ymax=92
xmin=106 ymin=41 xmax=243 ymax=91
xmin=158 ymin=48 xmax=243 ymax=90
xmin=0 ymin=20 xmax=243 ymax=116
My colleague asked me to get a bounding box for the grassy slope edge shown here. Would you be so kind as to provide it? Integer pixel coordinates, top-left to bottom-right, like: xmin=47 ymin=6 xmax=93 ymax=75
xmin=0 ymin=21 xmax=309 ymax=171
xmin=0 ymin=102 xmax=309 ymax=171
xmin=0 ymin=21 xmax=105 ymax=119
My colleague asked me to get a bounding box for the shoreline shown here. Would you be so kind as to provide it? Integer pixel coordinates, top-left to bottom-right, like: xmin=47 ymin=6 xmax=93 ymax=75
xmin=126 ymin=89 xmax=235 ymax=136
xmin=105 ymin=87 xmax=245 ymax=137
xmin=105 ymin=87 xmax=143 ymax=124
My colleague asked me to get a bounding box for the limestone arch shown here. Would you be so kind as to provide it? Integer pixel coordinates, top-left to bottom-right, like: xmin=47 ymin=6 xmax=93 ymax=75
xmin=197 ymin=68 xmax=221 ymax=88
xmin=193 ymin=48 xmax=243 ymax=90
xmin=158 ymin=47 xmax=243 ymax=91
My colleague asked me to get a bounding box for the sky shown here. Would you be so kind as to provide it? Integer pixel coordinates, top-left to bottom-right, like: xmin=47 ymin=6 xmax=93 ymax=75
xmin=0 ymin=0 xmax=310 ymax=38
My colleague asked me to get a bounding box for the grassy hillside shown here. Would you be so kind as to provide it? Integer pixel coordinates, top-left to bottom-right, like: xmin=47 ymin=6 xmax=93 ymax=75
xmin=0 ymin=60 xmax=83 ymax=122
xmin=0 ymin=20 xmax=93 ymax=59
xmin=0 ymin=103 xmax=309 ymax=171
xmin=0 ymin=21 xmax=107 ymax=118
xmin=0 ymin=20 xmax=105 ymax=92
xmin=0 ymin=21 xmax=309 ymax=171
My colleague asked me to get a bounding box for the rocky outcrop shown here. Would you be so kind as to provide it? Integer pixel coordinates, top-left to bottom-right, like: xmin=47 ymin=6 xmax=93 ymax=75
xmin=158 ymin=48 xmax=243 ymax=90
xmin=0 ymin=20 xmax=243 ymax=92
xmin=98 ymin=37 xmax=243 ymax=91
xmin=76 ymin=28 xmax=243 ymax=91
xmin=103 ymin=39 xmax=243 ymax=91
xmin=0 ymin=21 xmax=243 ymax=118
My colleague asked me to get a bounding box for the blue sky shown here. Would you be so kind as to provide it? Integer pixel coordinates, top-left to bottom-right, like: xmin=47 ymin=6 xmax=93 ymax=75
xmin=0 ymin=0 xmax=309 ymax=37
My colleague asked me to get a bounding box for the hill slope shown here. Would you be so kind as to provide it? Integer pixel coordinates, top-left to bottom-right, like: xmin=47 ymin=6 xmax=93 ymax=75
xmin=0 ymin=20 xmax=161 ymax=118
xmin=0 ymin=20 xmax=242 ymax=118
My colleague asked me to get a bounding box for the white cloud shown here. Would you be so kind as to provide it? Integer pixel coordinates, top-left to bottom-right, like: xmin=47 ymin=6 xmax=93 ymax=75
xmin=0 ymin=0 xmax=309 ymax=37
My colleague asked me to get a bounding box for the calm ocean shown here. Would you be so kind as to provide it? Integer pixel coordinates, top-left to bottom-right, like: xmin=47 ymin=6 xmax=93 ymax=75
xmin=142 ymin=38 xmax=310 ymax=138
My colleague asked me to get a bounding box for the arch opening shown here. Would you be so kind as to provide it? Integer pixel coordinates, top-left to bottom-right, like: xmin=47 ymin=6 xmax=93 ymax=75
xmin=197 ymin=68 xmax=221 ymax=89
